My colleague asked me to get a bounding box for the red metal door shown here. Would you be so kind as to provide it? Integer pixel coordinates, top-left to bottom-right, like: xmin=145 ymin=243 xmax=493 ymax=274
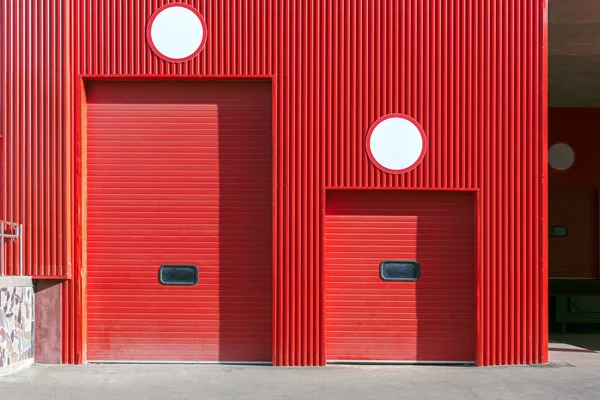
xmin=86 ymin=80 xmax=273 ymax=362
xmin=325 ymin=190 xmax=476 ymax=363
xmin=549 ymin=188 xmax=598 ymax=278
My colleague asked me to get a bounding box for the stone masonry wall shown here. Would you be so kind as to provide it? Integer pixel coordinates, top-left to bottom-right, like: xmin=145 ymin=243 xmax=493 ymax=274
xmin=1 ymin=281 xmax=34 ymax=368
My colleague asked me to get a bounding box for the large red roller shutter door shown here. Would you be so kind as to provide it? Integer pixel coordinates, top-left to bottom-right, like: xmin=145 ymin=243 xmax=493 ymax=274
xmin=86 ymin=81 xmax=273 ymax=362
xmin=325 ymin=190 xmax=476 ymax=363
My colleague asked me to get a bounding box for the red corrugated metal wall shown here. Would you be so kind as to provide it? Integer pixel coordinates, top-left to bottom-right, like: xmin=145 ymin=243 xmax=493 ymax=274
xmin=1 ymin=1 xmax=548 ymax=366
xmin=0 ymin=1 xmax=72 ymax=278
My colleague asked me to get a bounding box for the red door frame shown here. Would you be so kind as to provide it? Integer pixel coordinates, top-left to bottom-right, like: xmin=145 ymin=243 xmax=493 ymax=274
xmin=321 ymin=187 xmax=482 ymax=365
xmin=73 ymin=75 xmax=277 ymax=364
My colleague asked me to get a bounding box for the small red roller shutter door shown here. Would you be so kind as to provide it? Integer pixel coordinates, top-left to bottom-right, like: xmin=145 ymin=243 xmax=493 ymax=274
xmin=86 ymin=81 xmax=273 ymax=362
xmin=325 ymin=190 xmax=476 ymax=363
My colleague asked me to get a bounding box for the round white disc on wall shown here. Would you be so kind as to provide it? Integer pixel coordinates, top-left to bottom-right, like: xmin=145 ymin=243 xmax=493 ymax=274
xmin=148 ymin=4 xmax=207 ymax=62
xmin=366 ymin=114 xmax=427 ymax=174
xmin=548 ymin=143 xmax=575 ymax=171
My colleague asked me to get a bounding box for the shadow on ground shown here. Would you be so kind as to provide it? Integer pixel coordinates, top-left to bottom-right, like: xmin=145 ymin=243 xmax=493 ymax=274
xmin=549 ymin=323 xmax=600 ymax=353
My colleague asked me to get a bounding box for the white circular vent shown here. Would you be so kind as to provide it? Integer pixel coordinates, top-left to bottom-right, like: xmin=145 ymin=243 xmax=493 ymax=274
xmin=147 ymin=4 xmax=207 ymax=62
xmin=549 ymin=143 xmax=575 ymax=171
xmin=366 ymin=114 xmax=427 ymax=174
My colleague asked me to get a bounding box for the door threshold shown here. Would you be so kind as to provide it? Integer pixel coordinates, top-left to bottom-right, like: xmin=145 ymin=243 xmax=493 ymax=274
xmin=327 ymin=360 xmax=475 ymax=366
xmin=88 ymin=360 xmax=272 ymax=365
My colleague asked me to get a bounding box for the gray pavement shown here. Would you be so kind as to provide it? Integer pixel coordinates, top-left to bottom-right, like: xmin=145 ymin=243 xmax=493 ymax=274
xmin=2 ymin=337 xmax=600 ymax=400
xmin=2 ymin=362 xmax=600 ymax=400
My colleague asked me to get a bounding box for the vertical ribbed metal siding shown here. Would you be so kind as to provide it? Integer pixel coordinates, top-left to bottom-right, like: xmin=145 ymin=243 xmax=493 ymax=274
xmin=320 ymin=0 xmax=546 ymax=366
xmin=2 ymin=0 xmax=547 ymax=366
xmin=76 ymin=0 xmax=275 ymax=76
xmin=1 ymin=1 xmax=71 ymax=278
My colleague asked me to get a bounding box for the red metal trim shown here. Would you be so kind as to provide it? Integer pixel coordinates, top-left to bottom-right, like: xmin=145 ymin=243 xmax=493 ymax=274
xmin=364 ymin=114 xmax=428 ymax=175
xmin=319 ymin=185 xmax=327 ymax=364
xmin=69 ymin=74 xmax=84 ymax=364
xmin=540 ymin=0 xmax=549 ymax=364
xmin=63 ymin=0 xmax=74 ymax=282
xmin=79 ymin=74 xmax=274 ymax=79
xmin=324 ymin=186 xmax=478 ymax=192
xmin=476 ymin=190 xmax=484 ymax=366
xmin=146 ymin=3 xmax=208 ymax=64
xmin=76 ymin=77 xmax=88 ymax=364
xmin=271 ymin=78 xmax=278 ymax=365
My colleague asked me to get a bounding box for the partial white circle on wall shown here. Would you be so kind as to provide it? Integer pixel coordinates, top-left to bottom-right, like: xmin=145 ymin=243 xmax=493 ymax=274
xmin=366 ymin=114 xmax=427 ymax=174
xmin=548 ymin=143 xmax=575 ymax=171
xmin=148 ymin=4 xmax=207 ymax=62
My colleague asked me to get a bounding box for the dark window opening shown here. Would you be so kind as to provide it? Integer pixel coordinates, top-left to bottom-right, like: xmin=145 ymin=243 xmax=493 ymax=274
xmin=549 ymin=226 xmax=568 ymax=237
xmin=158 ymin=265 xmax=199 ymax=286
xmin=380 ymin=260 xmax=420 ymax=282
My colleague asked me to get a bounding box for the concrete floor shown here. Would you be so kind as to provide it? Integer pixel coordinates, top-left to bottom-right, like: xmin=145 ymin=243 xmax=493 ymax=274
xmin=549 ymin=332 xmax=600 ymax=367
xmin=3 ymin=362 xmax=600 ymax=400
xmin=1 ymin=335 xmax=600 ymax=400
